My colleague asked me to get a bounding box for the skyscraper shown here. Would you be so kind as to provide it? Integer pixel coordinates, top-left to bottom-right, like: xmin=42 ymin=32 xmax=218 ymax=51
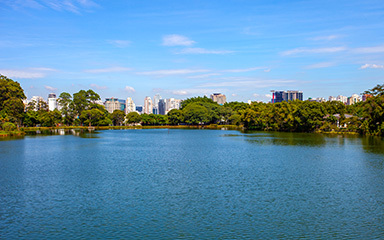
xmin=144 ymin=96 xmax=153 ymax=114
xmin=271 ymin=90 xmax=303 ymax=103
xmin=153 ymin=94 xmax=161 ymax=114
xmin=105 ymin=98 xmax=126 ymax=113
xmin=210 ymin=93 xmax=226 ymax=105
xmin=47 ymin=93 xmax=57 ymax=111
xmin=126 ymin=97 xmax=136 ymax=114
xmin=159 ymin=99 xmax=166 ymax=115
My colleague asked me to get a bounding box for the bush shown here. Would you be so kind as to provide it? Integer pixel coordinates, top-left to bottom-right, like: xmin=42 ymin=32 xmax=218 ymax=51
xmin=2 ymin=122 xmax=16 ymax=131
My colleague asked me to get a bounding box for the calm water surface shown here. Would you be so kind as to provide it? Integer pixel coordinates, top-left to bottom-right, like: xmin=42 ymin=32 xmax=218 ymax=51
xmin=1 ymin=129 xmax=384 ymax=239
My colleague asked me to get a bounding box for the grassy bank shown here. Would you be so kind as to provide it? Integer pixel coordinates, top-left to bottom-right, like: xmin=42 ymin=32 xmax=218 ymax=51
xmin=0 ymin=130 xmax=26 ymax=137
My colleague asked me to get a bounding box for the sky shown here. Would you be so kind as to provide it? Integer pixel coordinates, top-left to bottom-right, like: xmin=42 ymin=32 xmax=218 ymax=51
xmin=1 ymin=0 xmax=384 ymax=105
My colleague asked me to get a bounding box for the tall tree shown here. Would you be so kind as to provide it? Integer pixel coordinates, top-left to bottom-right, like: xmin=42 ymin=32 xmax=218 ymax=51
xmin=0 ymin=75 xmax=26 ymax=128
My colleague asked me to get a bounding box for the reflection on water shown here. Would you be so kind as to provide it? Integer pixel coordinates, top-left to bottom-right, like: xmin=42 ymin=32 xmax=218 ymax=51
xmin=23 ymin=129 xmax=100 ymax=138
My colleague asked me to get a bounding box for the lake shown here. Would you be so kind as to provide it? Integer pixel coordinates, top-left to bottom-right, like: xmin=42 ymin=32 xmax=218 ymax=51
xmin=1 ymin=129 xmax=384 ymax=239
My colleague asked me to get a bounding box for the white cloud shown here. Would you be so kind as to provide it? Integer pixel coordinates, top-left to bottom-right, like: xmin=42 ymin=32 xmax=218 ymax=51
xmin=44 ymin=85 xmax=57 ymax=92
xmin=199 ymin=78 xmax=298 ymax=88
xmin=29 ymin=67 xmax=57 ymax=72
xmin=305 ymin=62 xmax=335 ymax=69
xmin=187 ymin=73 xmax=221 ymax=79
xmin=124 ymin=86 xmax=136 ymax=93
xmin=264 ymin=69 xmax=271 ymax=72
xmin=265 ymin=94 xmax=272 ymax=98
xmin=136 ymin=69 xmax=209 ymax=76
xmin=253 ymin=93 xmax=259 ymax=97
xmin=232 ymin=93 xmax=238 ymax=97
xmin=90 ymin=84 xmax=108 ymax=90
xmin=84 ymin=67 xmax=132 ymax=73
xmin=281 ymin=47 xmax=346 ymax=56
xmin=108 ymin=40 xmax=131 ymax=48
xmin=4 ymin=0 xmax=99 ymax=13
xmin=360 ymin=64 xmax=384 ymax=69
xmin=310 ymin=35 xmax=340 ymax=41
xmin=222 ymin=67 xmax=266 ymax=73
xmin=177 ymin=47 xmax=234 ymax=54
xmin=353 ymin=45 xmax=384 ymax=54
xmin=172 ymin=90 xmax=189 ymax=96
xmin=0 ymin=69 xmax=45 ymax=78
xmin=162 ymin=34 xmax=195 ymax=46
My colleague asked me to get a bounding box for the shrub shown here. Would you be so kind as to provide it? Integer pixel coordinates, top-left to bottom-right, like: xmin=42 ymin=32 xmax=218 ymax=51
xmin=2 ymin=122 xmax=16 ymax=131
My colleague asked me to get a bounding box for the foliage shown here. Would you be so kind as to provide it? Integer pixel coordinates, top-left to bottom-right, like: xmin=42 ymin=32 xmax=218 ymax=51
xmin=111 ymin=110 xmax=126 ymax=126
xmin=2 ymin=122 xmax=16 ymax=131
xmin=126 ymin=112 xmax=141 ymax=124
xmin=167 ymin=109 xmax=183 ymax=125
xmin=0 ymin=75 xmax=26 ymax=126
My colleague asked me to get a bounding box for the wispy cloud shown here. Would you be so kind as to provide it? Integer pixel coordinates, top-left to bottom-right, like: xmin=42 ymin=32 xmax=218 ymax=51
xmin=136 ymin=69 xmax=209 ymax=76
xmin=281 ymin=47 xmax=346 ymax=56
xmin=199 ymin=78 xmax=298 ymax=88
xmin=90 ymin=84 xmax=108 ymax=90
xmin=124 ymin=86 xmax=136 ymax=93
xmin=360 ymin=64 xmax=384 ymax=69
xmin=187 ymin=73 xmax=221 ymax=79
xmin=310 ymin=35 xmax=341 ymax=41
xmin=162 ymin=34 xmax=196 ymax=46
xmin=44 ymin=85 xmax=57 ymax=92
xmin=177 ymin=47 xmax=234 ymax=54
xmin=108 ymin=40 xmax=131 ymax=48
xmin=0 ymin=68 xmax=56 ymax=79
xmin=353 ymin=45 xmax=384 ymax=54
xmin=305 ymin=62 xmax=335 ymax=69
xmin=222 ymin=67 xmax=267 ymax=73
xmin=84 ymin=67 xmax=132 ymax=73
xmin=4 ymin=0 xmax=99 ymax=13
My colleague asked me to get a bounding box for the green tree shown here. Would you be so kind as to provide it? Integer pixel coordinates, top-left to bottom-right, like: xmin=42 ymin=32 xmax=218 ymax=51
xmin=126 ymin=112 xmax=141 ymax=125
xmin=111 ymin=110 xmax=126 ymax=126
xmin=58 ymin=92 xmax=74 ymax=125
xmin=183 ymin=103 xmax=210 ymax=125
xmin=167 ymin=109 xmax=183 ymax=125
xmin=0 ymin=75 xmax=26 ymax=128
xmin=80 ymin=108 xmax=110 ymax=127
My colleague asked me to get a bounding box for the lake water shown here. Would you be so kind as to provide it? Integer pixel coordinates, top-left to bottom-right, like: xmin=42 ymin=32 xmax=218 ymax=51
xmin=1 ymin=129 xmax=384 ymax=239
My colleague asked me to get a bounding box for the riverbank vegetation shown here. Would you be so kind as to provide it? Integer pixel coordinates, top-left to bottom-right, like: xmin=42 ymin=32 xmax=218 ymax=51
xmin=1 ymin=74 xmax=384 ymax=136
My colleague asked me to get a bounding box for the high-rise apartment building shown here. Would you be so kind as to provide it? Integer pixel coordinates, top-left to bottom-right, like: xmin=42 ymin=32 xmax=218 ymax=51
xmin=210 ymin=93 xmax=226 ymax=105
xmin=47 ymin=93 xmax=57 ymax=111
xmin=159 ymin=99 xmax=166 ymax=115
xmin=105 ymin=98 xmax=126 ymax=113
xmin=144 ymin=96 xmax=153 ymax=114
xmin=153 ymin=94 xmax=161 ymax=114
xmin=125 ymin=97 xmax=136 ymax=114
xmin=271 ymin=90 xmax=303 ymax=103
xmin=166 ymin=98 xmax=182 ymax=112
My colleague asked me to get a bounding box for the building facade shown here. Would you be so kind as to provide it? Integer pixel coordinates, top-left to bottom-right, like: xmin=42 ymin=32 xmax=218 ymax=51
xmin=47 ymin=93 xmax=57 ymax=111
xmin=159 ymin=99 xmax=166 ymax=115
xmin=210 ymin=93 xmax=226 ymax=105
xmin=144 ymin=96 xmax=153 ymax=114
xmin=105 ymin=98 xmax=126 ymax=113
xmin=125 ymin=97 xmax=136 ymax=114
xmin=271 ymin=90 xmax=303 ymax=103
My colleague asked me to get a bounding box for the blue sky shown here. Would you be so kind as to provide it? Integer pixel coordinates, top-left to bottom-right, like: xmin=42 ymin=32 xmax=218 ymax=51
xmin=1 ymin=0 xmax=384 ymax=104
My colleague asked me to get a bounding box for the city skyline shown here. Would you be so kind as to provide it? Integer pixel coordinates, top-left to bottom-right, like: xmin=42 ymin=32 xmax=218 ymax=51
xmin=1 ymin=0 xmax=384 ymax=103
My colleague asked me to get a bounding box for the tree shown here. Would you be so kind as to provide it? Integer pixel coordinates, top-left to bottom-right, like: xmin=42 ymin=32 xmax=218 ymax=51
xmin=58 ymin=92 xmax=74 ymax=125
xmin=80 ymin=108 xmax=109 ymax=127
xmin=126 ymin=112 xmax=141 ymax=125
xmin=111 ymin=110 xmax=126 ymax=126
xmin=0 ymin=75 xmax=26 ymax=128
xmin=182 ymin=103 xmax=210 ymax=125
xmin=167 ymin=109 xmax=183 ymax=125
xmin=72 ymin=89 xmax=101 ymax=116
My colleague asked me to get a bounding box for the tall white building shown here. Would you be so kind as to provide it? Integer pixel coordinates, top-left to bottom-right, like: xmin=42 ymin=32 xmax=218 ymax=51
xmin=126 ymin=97 xmax=136 ymax=114
xmin=210 ymin=93 xmax=227 ymax=105
xmin=166 ymin=98 xmax=182 ymax=112
xmin=336 ymin=95 xmax=348 ymax=104
xmin=47 ymin=93 xmax=57 ymax=111
xmin=153 ymin=94 xmax=161 ymax=114
xmin=144 ymin=96 xmax=153 ymax=114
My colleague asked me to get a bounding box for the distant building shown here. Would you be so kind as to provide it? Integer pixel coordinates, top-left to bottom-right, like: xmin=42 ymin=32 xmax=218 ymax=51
xmin=347 ymin=94 xmax=362 ymax=105
xmin=166 ymin=98 xmax=181 ymax=112
xmin=271 ymin=90 xmax=303 ymax=103
xmin=144 ymin=96 xmax=153 ymax=114
xmin=153 ymin=94 xmax=161 ymax=114
xmin=159 ymin=99 xmax=167 ymax=115
xmin=47 ymin=93 xmax=57 ymax=111
xmin=362 ymin=94 xmax=372 ymax=101
xmin=210 ymin=93 xmax=226 ymax=105
xmin=126 ymin=97 xmax=136 ymax=114
xmin=336 ymin=95 xmax=348 ymax=104
xmin=105 ymin=98 xmax=126 ymax=113
xmin=136 ymin=105 xmax=143 ymax=114
xmin=329 ymin=96 xmax=337 ymax=101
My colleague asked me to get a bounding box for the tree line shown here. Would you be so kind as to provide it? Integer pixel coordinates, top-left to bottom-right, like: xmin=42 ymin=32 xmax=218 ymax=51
xmin=1 ymin=74 xmax=384 ymax=136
